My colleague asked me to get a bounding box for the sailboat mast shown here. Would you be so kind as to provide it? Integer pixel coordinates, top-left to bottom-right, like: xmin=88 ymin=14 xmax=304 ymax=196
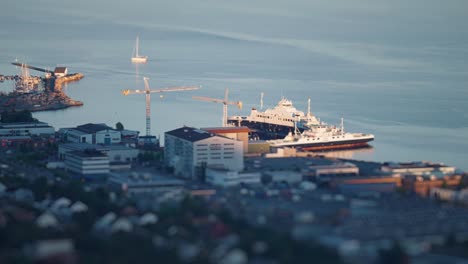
xmin=135 ymin=36 xmax=139 ymax=57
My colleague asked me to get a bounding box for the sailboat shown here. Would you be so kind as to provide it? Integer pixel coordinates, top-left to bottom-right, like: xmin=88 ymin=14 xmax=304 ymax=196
xmin=131 ymin=35 xmax=148 ymax=63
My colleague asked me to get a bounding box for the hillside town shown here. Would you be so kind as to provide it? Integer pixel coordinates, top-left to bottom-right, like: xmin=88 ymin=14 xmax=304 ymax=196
xmin=1 ymin=110 xmax=468 ymax=264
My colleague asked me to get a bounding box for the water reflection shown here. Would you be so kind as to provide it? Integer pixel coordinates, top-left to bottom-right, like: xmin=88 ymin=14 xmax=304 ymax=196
xmin=310 ymin=146 xmax=374 ymax=159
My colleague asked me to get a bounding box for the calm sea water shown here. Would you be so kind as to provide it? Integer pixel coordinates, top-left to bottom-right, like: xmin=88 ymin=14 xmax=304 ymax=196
xmin=1 ymin=1 xmax=467 ymax=170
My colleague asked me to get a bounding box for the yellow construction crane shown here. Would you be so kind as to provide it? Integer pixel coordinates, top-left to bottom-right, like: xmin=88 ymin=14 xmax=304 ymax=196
xmin=192 ymin=88 xmax=242 ymax=127
xmin=122 ymin=77 xmax=199 ymax=136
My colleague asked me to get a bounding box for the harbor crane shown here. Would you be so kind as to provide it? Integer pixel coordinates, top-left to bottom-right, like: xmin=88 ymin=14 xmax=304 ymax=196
xmin=122 ymin=77 xmax=199 ymax=136
xmin=11 ymin=62 xmax=54 ymax=76
xmin=192 ymin=88 xmax=242 ymax=127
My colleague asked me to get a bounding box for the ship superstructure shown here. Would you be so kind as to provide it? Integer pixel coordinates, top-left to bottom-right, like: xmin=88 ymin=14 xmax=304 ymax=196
xmin=227 ymin=97 xmax=320 ymax=139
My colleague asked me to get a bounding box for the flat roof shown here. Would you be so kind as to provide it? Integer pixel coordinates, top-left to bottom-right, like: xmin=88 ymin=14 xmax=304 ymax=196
xmin=202 ymin=126 xmax=250 ymax=133
xmin=0 ymin=122 xmax=53 ymax=129
xmin=60 ymin=143 xmax=138 ymax=151
xmin=68 ymin=150 xmax=107 ymax=158
xmin=109 ymin=172 xmax=185 ymax=186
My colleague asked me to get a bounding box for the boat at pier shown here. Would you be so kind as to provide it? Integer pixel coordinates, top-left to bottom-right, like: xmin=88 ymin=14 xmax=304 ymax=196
xmin=268 ymin=118 xmax=374 ymax=151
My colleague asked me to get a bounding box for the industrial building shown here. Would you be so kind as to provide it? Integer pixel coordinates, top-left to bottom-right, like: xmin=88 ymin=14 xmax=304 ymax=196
xmin=108 ymin=172 xmax=185 ymax=195
xmin=206 ymin=168 xmax=261 ymax=187
xmin=59 ymin=123 xmax=121 ymax=145
xmin=64 ymin=150 xmax=110 ymax=175
xmin=0 ymin=122 xmax=55 ymax=137
xmin=164 ymin=126 xmax=244 ymax=179
xmin=58 ymin=143 xmax=139 ymax=163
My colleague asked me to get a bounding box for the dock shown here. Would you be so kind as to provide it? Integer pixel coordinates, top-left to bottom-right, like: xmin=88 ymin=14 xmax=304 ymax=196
xmin=0 ymin=63 xmax=85 ymax=112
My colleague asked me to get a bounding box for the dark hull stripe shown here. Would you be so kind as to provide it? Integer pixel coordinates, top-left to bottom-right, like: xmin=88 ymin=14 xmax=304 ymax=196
xmin=272 ymin=138 xmax=374 ymax=151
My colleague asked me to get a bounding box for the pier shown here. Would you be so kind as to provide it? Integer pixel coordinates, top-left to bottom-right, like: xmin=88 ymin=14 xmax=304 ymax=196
xmin=0 ymin=63 xmax=85 ymax=112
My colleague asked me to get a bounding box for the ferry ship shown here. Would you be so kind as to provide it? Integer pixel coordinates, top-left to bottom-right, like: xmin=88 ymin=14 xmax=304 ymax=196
xmin=227 ymin=98 xmax=320 ymax=140
xmin=268 ymin=118 xmax=374 ymax=151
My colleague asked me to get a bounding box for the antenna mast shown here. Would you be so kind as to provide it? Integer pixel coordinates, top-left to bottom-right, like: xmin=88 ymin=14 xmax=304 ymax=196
xmin=260 ymin=92 xmax=264 ymax=110
xmin=341 ymin=117 xmax=344 ymax=136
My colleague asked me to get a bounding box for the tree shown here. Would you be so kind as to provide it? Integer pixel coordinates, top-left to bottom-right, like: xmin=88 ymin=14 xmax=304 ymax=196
xmin=1 ymin=110 xmax=37 ymax=123
xmin=115 ymin=122 xmax=124 ymax=131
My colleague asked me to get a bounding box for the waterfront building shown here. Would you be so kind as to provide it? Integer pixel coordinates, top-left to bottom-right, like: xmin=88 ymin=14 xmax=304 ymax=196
xmin=53 ymin=67 xmax=68 ymax=77
xmin=64 ymin=150 xmax=110 ymax=175
xmin=164 ymin=126 xmax=244 ymax=179
xmin=0 ymin=122 xmax=55 ymax=137
xmin=59 ymin=123 xmax=121 ymax=145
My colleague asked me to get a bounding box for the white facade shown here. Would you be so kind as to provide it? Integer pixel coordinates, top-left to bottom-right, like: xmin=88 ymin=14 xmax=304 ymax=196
xmin=206 ymin=168 xmax=261 ymax=187
xmin=66 ymin=130 xmax=91 ymax=144
xmin=64 ymin=129 xmax=121 ymax=145
xmin=165 ymin=127 xmax=244 ymax=179
xmin=64 ymin=151 xmax=110 ymax=175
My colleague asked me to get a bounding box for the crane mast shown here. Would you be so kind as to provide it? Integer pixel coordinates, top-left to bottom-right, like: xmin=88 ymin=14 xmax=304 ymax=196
xmin=122 ymin=77 xmax=199 ymax=137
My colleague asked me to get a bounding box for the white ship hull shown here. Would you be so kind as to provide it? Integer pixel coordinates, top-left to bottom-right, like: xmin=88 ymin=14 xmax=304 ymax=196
xmin=269 ymin=133 xmax=375 ymax=151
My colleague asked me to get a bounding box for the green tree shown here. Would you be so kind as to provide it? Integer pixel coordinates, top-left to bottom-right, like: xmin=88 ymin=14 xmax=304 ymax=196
xmin=115 ymin=122 xmax=124 ymax=131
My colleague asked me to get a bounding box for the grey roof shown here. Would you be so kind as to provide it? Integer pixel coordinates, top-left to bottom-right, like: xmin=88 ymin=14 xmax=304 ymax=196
xmin=76 ymin=123 xmax=114 ymax=134
xmin=165 ymin=126 xmax=215 ymax=142
xmin=68 ymin=150 xmax=107 ymax=158
xmin=60 ymin=143 xmax=137 ymax=151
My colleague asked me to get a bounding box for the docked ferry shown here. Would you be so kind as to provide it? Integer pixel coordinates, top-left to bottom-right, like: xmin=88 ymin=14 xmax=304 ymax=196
xmin=227 ymin=98 xmax=320 ymax=140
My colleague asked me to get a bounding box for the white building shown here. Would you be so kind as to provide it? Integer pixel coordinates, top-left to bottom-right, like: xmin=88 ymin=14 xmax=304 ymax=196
xmin=164 ymin=126 xmax=244 ymax=179
xmin=206 ymin=168 xmax=261 ymax=187
xmin=60 ymin=123 xmax=121 ymax=145
xmin=64 ymin=150 xmax=110 ymax=175
xmin=53 ymin=67 xmax=68 ymax=77
xmin=0 ymin=122 xmax=55 ymax=137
